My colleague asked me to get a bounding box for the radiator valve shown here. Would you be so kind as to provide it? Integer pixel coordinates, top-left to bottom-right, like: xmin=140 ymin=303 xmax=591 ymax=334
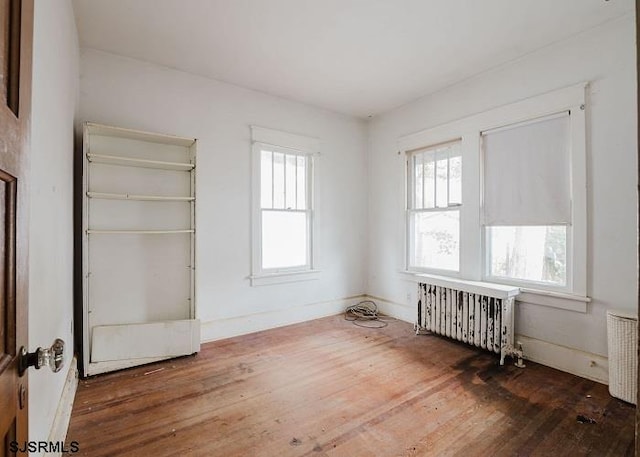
xmin=514 ymin=341 xmax=526 ymax=368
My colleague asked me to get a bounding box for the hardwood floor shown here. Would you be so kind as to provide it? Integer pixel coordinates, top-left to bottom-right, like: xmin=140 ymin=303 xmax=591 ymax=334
xmin=66 ymin=315 xmax=635 ymax=456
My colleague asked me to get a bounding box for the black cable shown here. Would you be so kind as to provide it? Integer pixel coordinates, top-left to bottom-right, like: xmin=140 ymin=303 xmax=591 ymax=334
xmin=344 ymin=300 xmax=392 ymax=328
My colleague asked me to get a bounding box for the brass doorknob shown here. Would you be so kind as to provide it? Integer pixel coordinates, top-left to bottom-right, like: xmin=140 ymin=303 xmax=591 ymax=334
xmin=18 ymin=338 xmax=65 ymax=376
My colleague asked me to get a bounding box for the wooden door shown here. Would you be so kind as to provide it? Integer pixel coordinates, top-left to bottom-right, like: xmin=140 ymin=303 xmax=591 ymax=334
xmin=636 ymin=1 xmax=640 ymax=455
xmin=0 ymin=0 xmax=33 ymax=455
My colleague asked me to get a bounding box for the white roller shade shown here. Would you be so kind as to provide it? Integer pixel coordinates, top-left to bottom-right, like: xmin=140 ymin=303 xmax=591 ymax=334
xmin=482 ymin=112 xmax=571 ymax=226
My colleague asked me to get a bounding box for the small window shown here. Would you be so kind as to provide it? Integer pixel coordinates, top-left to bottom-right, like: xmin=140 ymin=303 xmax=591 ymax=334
xmin=250 ymin=126 xmax=319 ymax=285
xmin=259 ymin=148 xmax=310 ymax=270
xmin=407 ymin=140 xmax=461 ymax=272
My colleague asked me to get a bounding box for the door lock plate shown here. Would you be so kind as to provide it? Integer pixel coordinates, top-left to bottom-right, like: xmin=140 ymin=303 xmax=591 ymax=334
xmin=18 ymin=384 xmax=26 ymax=410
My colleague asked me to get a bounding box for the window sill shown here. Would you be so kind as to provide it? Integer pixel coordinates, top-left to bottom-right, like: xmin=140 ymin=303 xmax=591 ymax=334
xmin=516 ymin=288 xmax=590 ymax=313
xmin=249 ymin=270 xmax=321 ymax=286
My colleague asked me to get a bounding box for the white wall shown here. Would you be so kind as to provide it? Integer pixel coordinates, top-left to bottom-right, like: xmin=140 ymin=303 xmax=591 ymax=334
xmin=78 ymin=48 xmax=368 ymax=341
xmin=29 ymin=0 xmax=79 ymax=447
xmin=367 ymin=15 xmax=637 ymax=379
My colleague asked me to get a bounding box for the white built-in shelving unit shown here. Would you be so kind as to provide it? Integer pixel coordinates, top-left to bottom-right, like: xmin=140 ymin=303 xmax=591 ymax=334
xmin=81 ymin=122 xmax=199 ymax=377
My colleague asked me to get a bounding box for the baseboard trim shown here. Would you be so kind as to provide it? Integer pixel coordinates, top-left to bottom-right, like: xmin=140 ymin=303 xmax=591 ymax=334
xmin=200 ymin=294 xmax=367 ymax=343
xmin=515 ymin=335 xmax=608 ymax=385
xmin=365 ymin=294 xmax=609 ymax=385
xmin=367 ymin=294 xmax=415 ymax=323
xmin=48 ymin=357 xmax=78 ymax=453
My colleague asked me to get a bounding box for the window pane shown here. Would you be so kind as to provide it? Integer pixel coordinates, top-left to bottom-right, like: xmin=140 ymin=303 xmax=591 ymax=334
xmin=488 ymin=225 xmax=566 ymax=286
xmin=414 ymin=154 xmax=423 ymax=209
xmin=260 ymin=150 xmax=273 ymax=208
xmin=285 ymin=154 xmax=297 ymax=209
xmin=296 ymin=156 xmax=306 ymax=210
xmin=262 ymin=210 xmax=307 ymax=269
xmin=424 ymin=159 xmax=435 ymax=208
xmin=448 ymin=155 xmax=461 ymax=205
xmin=435 ymin=155 xmax=448 ymax=208
xmin=273 ymin=152 xmax=285 ymax=208
xmin=411 ymin=210 xmax=459 ymax=271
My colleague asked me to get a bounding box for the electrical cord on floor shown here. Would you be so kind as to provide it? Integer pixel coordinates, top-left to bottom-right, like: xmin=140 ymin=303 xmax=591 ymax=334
xmin=344 ymin=300 xmax=392 ymax=328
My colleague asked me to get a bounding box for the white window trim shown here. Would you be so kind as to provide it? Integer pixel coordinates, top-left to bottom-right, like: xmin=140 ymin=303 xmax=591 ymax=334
xmin=250 ymin=126 xmax=321 ymax=286
xmin=397 ymin=82 xmax=588 ymax=311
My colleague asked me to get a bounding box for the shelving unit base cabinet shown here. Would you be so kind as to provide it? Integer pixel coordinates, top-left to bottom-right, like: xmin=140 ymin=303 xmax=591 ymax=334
xmin=91 ymin=320 xmax=201 ymax=362
xmin=80 ymin=122 xmax=199 ymax=377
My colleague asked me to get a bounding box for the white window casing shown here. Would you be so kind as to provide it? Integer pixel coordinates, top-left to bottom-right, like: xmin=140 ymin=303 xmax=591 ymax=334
xmin=250 ymin=126 xmax=321 ymax=286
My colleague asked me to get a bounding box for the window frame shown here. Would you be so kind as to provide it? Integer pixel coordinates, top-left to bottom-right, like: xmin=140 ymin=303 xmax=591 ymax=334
xmin=250 ymin=126 xmax=320 ymax=286
xmin=406 ymin=139 xmax=462 ymax=274
xmin=398 ymin=83 xmax=587 ymax=307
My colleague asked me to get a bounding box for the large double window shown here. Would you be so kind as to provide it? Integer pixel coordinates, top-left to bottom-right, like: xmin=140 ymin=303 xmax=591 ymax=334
xmin=403 ymin=84 xmax=586 ymax=299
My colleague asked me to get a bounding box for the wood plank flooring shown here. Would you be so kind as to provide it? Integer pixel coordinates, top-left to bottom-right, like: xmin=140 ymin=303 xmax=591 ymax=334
xmin=66 ymin=315 xmax=635 ymax=456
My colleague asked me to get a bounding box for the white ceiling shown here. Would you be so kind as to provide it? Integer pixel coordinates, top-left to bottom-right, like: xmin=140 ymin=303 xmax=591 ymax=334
xmin=72 ymin=0 xmax=633 ymax=118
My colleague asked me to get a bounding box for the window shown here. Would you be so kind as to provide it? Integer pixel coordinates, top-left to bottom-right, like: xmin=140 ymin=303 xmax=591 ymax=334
xmin=407 ymin=140 xmax=461 ymax=272
xmin=260 ymin=148 xmax=310 ymax=269
xmin=399 ymin=83 xmax=587 ymax=306
xmin=250 ymin=126 xmax=319 ymax=285
xmin=482 ymin=112 xmax=572 ymax=290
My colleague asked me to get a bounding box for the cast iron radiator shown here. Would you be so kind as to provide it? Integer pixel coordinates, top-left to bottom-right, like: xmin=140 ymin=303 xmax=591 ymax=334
xmin=415 ymin=279 xmax=521 ymax=365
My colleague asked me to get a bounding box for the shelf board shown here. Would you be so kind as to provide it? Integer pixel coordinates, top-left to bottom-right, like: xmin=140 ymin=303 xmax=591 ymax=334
xmin=87 ymin=153 xmax=194 ymax=171
xmin=87 ymin=192 xmax=194 ymax=202
xmin=87 ymin=229 xmax=194 ymax=235
xmin=86 ymin=122 xmax=196 ymax=147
